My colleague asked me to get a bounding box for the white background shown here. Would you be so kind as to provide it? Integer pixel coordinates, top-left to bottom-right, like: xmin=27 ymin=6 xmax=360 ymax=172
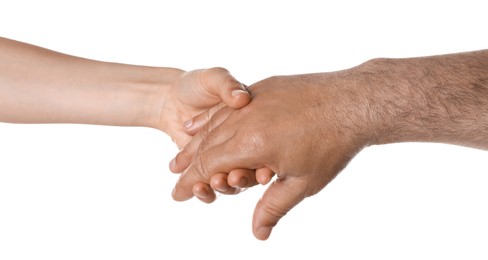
xmin=1 ymin=1 xmax=488 ymax=259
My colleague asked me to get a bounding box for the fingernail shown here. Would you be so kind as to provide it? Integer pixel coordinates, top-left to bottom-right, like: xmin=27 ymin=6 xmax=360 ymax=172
xmin=196 ymin=187 xmax=209 ymax=199
xmin=183 ymin=118 xmax=193 ymax=129
xmin=238 ymin=178 xmax=248 ymax=188
xmin=216 ymin=186 xmax=229 ymax=193
xmin=231 ymin=89 xmax=249 ymax=97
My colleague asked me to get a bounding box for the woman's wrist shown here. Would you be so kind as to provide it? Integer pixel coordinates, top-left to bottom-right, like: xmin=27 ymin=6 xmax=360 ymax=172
xmin=106 ymin=64 xmax=183 ymax=131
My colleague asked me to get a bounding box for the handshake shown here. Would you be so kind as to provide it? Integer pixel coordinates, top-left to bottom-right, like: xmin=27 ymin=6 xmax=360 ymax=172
xmin=2 ymin=37 xmax=487 ymax=240
xmin=162 ymin=67 xmax=372 ymax=240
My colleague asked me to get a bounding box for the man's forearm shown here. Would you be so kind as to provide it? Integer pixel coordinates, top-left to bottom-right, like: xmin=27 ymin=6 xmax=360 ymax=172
xmin=0 ymin=37 xmax=174 ymax=128
xmin=362 ymin=50 xmax=488 ymax=149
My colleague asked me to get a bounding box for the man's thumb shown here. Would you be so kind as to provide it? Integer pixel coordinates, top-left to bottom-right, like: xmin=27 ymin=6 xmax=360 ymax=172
xmin=252 ymin=177 xmax=307 ymax=240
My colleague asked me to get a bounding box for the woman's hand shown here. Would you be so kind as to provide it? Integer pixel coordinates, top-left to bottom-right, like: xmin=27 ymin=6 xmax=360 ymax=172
xmin=156 ymin=67 xmax=251 ymax=148
xmin=0 ymin=36 xmax=270 ymax=201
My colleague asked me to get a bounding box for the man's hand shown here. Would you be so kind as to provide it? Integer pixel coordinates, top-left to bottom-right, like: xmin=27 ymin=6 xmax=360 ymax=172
xmin=170 ymin=70 xmax=375 ymax=240
xmin=170 ymin=50 xmax=488 ymax=240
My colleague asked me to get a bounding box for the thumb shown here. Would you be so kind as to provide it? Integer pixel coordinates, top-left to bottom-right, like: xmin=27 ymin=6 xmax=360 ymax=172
xmin=252 ymin=177 xmax=307 ymax=240
xmin=200 ymin=67 xmax=251 ymax=109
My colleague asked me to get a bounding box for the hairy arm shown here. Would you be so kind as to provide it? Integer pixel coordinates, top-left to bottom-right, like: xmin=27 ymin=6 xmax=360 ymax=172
xmin=366 ymin=50 xmax=488 ymax=148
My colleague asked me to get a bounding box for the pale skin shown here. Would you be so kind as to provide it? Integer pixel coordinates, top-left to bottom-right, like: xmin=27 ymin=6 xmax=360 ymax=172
xmin=0 ymin=36 xmax=273 ymax=197
xmin=171 ymin=50 xmax=488 ymax=240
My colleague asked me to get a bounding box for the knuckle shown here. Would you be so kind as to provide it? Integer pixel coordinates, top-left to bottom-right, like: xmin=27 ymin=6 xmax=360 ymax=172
xmin=197 ymin=68 xmax=229 ymax=90
xmin=223 ymin=78 xmax=240 ymax=90
xmin=206 ymin=67 xmax=239 ymax=88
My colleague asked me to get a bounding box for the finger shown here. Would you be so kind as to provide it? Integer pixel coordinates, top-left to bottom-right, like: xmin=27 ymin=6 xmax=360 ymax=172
xmin=209 ymin=173 xmax=243 ymax=195
xmin=210 ymin=173 xmax=232 ymax=193
xmin=183 ymin=102 xmax=226 ymax=136
xmin=169 ymin=129 xmax=204 ymax=173
xmin=169 ymin=107 xmax=233 ymax=174
xmin=172 ymin=108 xmax=263 ymax=201
xmin=256 ymin=167 xmax=275 ymax=185
xmin=228 ymin=169 xmax=259 ymax=188
xmin=252 ymin=178 xmax=307 ymax=240
xmin=200 ymin=67 xmax=251 ymax=109
xmin=172 ymin=143 xmax=229 ymax=201
xmin=192 ymin=182 xmax=216 ymax=204
xmin=172 ymin=138 xmax=261 ymax=201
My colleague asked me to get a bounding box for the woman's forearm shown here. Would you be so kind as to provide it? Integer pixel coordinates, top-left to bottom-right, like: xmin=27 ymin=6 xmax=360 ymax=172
xmin=0 ymin=37 xmax=175 ymax=128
